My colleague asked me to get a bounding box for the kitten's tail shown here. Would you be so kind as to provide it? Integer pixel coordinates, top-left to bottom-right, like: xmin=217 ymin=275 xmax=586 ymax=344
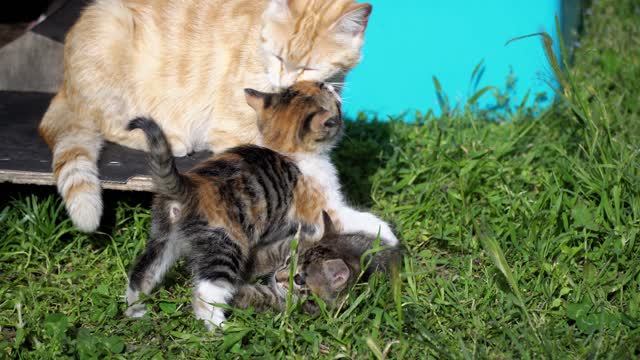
xmin=39 ymin=92 xmax=104 ymax=232
xmin=127 ymin=117 xmax=190 ymax=201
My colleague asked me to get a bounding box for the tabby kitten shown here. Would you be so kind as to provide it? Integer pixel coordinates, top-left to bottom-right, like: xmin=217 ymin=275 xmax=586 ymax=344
xmin=232 ymin=212 xmax=402 ymax=314
xmin=125 ymin=119 xmax=327 ymax=330
xmin=125 ymin=82 xmax=344 ymax=330
xmin=38 ymin=0 xmax=373 ymax=232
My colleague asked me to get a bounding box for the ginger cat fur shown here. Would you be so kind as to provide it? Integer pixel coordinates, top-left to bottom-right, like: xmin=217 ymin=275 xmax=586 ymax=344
xmin=39 ymin=0 xmax=373 ymax=232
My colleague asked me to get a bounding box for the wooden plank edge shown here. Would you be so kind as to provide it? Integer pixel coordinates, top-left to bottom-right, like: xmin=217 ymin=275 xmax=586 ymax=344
xmin=0 ymin=169 xmax=153 ymax=191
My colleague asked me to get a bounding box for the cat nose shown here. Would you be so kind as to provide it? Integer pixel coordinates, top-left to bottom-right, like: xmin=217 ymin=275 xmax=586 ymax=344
xmin=275 ymin=270 xmax=289 ymax=283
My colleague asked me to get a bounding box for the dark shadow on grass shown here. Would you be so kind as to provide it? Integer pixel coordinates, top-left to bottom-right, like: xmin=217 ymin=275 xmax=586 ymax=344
xmin=0 ymin=183 xmax=58 ymax=206
xmin=0 ymin=183 xmax=152 ymax=249
xmin=331 ymin=117 xmax=394 ymax=207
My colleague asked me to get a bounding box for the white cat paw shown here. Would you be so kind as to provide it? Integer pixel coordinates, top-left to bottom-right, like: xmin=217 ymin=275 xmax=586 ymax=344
xmin=125 ymin=303 xmax=147 ymax=318
xmin=379 ymin=225 xmax=399 ymax=246
xmin=202 ymin=310 xmax=227 ymax=331
xmin=193 ymin=280 xmax=234 ymax=331
xmin=195 ymin=306 xmax=227 ymax=331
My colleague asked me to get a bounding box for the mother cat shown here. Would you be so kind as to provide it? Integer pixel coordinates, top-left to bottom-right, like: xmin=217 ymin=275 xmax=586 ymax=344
xmin=39 ymin=0 xmax=389 ymax=238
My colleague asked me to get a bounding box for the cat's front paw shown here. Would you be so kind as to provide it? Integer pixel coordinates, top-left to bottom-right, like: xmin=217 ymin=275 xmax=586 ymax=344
xmin=195 ymin=306 xmax=227 ymax=331
xmin=375 ymin=222 xmax=399 ymax=246
xmin=193 ymin=280 xmax=234 ymax=331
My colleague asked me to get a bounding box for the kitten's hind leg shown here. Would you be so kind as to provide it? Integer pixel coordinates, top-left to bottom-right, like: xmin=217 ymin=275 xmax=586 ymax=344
xmin=125 ymin=233 xmax=183 ymax=318
xmin=188 ymin=226 xmax=247 ymax=330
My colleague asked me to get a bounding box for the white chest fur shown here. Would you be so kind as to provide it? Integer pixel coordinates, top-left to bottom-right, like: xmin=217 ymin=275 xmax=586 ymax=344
xmin=294 ymin=153 xmax=345 ymax=207
xmin=294 ymin=153 xmax=399 ymax=246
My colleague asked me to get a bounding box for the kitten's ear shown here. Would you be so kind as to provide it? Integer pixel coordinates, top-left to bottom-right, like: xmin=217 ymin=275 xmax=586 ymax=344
xmin=322 ymin=210 xmax=337 ymax=235
xmin=322 ymin=259 xmax=350 ymax=291
xmin=244 ymin=88 xmax=273 ymax=112
xmin=332 ymin=3 xmax=372 ymax=38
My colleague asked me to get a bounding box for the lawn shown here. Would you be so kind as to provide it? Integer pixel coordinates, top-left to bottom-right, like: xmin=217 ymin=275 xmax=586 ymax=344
xmin=2 ymin=1 xmax=640 ymax=358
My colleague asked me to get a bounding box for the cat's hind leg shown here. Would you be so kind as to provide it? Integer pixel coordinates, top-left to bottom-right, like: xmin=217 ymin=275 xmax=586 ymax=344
xmin=125 ymin=231 xmax=183 ymax=318
xmin=188 ymin=226 xmax=247 ymax=330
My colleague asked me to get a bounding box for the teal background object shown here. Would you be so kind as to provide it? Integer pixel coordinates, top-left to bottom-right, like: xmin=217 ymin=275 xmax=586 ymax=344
xmin=341 ymin=0 xmax=563 ymax=118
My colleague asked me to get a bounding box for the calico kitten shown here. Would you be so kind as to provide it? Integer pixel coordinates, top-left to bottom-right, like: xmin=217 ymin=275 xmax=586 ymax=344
xmin=125 ymin=82 xmax=343 ymax=330
xmin=38 ymin=0 xmax=373 ymax=232
xmin=232 ymin=212 xmax=402 ymax=314
xmin=246 ymin=82 xmax=399 ymax=246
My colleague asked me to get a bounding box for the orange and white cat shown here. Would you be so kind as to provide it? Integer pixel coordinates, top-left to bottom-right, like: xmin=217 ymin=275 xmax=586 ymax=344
xmin=38 ymin=0 xmax=397 ymax=246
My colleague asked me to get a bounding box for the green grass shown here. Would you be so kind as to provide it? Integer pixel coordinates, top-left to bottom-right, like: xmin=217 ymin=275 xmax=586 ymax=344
xmin=2 ymin=1 xmax=640 ymax=358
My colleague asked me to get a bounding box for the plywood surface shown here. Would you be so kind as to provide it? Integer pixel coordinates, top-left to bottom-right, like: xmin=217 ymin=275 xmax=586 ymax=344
xmin=0 ymin=91 xmax=212 ymax=191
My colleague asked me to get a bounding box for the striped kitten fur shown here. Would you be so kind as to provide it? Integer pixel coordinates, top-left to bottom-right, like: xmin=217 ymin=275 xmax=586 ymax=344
xmin=38 ymin=0 xmax=373 ymax=232
xmin=232 ymin=211 xmax=402 ymax=314
xmin=125 ymin=82 xmax=344 ymax=330
xmin=125 ymin=119 xmax=327 ymax=330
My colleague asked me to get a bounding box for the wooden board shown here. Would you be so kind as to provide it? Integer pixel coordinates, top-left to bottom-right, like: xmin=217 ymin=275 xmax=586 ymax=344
xmin=0 ymin=0 xmax=212 ymax=191
xmin=32 ymin=0 xmax=90 ymax=43
xmin=0 ymin=91 xmax=212 ymax=191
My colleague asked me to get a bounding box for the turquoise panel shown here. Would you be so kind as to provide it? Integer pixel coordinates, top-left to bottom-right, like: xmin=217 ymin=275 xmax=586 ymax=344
xmin=342 ymin=0 xmax=562 ymax=118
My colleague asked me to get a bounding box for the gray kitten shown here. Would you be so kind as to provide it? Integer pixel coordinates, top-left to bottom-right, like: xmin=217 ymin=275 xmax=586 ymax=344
xmin=232 ymin=212 xmax=402 ymax=315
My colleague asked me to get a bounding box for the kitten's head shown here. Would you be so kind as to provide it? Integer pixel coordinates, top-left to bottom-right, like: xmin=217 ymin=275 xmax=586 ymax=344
xmin=274 ymin=212 xmax=352 ymax=314
xmin=244 ymin=81 xmax=342 ymax=154
xmin=260 ymin=0 xmax=372 ymax=89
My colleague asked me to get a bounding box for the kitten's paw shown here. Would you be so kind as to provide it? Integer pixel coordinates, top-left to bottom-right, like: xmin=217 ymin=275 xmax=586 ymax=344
xmin=195 ymin=306 xmax=227 ymax=330
xmin=338 ymin=209 xmax=399 ymax=246
xmin=193 ymin=280 xmax=234 ymax=331
xmin=377 ymin=223 xmax=399 ymax=246
xmin=202 ymin=310 xmax=227 ymax=331
xmin=383 ymin=232 xmax=399 ymax=246
xmin=125 ymin=304 xmax=147 ymax=318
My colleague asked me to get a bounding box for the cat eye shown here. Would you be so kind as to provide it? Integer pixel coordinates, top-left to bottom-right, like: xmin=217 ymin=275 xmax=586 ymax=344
xmin=273 ymin=54 xmax=284 ymax=62
xmin=294 ymin=274 xmax=305 ymax=286
xmin=324 ymin=116 xmax=339 ymax=128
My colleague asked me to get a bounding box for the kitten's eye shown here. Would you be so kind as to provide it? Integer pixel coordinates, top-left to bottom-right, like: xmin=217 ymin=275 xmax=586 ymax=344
xmin=294 ymin=274 xmax=305 ymax=286
xmin=303 ymin=67 xmax=317 ymax=72
xmin=324 ymin=116 xmax=339 ymax=128
xmin=274 ymin=54 xmax=283 ymax=62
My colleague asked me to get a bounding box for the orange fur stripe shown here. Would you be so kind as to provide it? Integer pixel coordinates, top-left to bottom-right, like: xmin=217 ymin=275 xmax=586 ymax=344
xmin=52 ymin=147 xmax=92 ymax=178
xmin=65 ymin=181 xmax=99 ymax=201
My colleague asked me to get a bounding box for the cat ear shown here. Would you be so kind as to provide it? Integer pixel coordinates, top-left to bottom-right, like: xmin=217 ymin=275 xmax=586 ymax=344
xmin=322 ymin=210 xmax=337 ymax=235
xmin=244 ymin=88 xmax=273 ymax=112
xmin=168 ymin=202 xmax=181 ymax=223
xmin=332 ymin=3 xmax=372 ymax=38
xmin=322 ymin=259 xmax=350 ymax=291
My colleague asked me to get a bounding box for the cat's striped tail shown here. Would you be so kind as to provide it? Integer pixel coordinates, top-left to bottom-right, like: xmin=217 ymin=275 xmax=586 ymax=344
xmin=127 ymin=117 xmax=190 ymax=201
xmin=39 ymin=92 xmax=104 ymax=232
